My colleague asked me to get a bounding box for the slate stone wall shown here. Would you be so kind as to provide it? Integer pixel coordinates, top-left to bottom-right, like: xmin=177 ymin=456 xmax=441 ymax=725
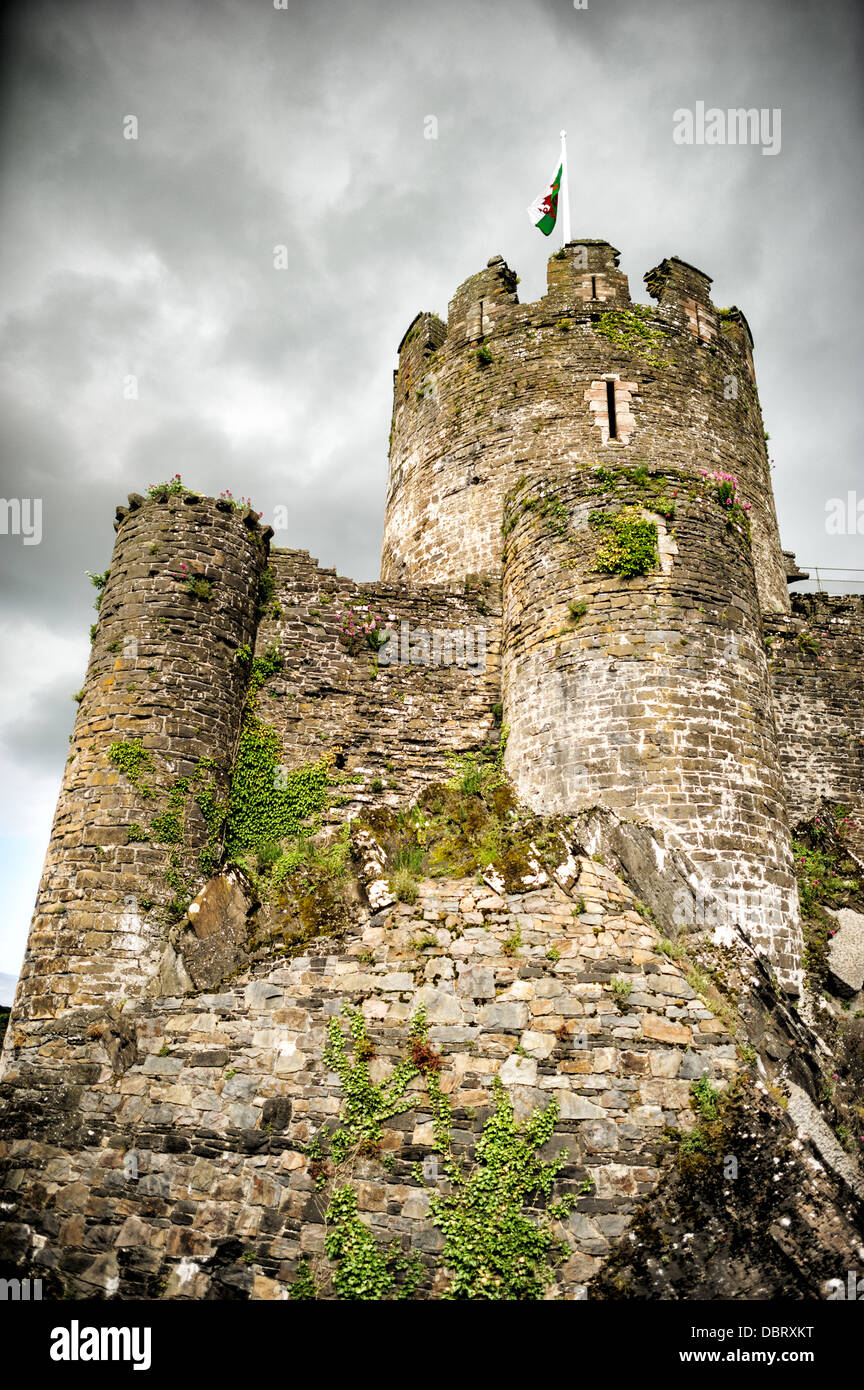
xmin=253 ymin=549 xmax=502 ymax=817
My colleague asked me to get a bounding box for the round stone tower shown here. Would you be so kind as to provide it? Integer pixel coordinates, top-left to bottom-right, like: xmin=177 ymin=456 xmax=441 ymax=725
xmin=501 ymin=466 xmax=801 ymax=989
xmin=3 ymin=492 xmax=269 ymax=1072
xmin=382 ymin=241 xmax=789 ymax=617
xmin=383 ymin=240 xmax=801 ymax=987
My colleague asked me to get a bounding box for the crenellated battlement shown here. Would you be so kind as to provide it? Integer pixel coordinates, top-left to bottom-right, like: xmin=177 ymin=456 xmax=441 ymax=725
xmin=393 ymin=242 xmax=758 ymax=368
xmin=384 ymin=240 xmax=784 ymax=612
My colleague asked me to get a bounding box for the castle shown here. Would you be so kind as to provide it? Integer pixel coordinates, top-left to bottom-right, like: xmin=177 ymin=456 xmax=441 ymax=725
xmin=1 ymin=240 xmax=862 ymax=1301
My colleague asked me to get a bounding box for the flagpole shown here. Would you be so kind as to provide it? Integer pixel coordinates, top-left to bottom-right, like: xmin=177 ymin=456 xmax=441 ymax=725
xmin=559 ymin=129 xmax=571 ymax=247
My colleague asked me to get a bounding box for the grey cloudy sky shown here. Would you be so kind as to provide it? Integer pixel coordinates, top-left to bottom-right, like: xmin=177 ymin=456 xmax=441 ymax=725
xmin=0 ymin=0 xmax=862 ymax=974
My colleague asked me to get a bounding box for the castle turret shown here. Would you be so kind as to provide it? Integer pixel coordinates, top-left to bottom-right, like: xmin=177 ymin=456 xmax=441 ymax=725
xmin=501 ymin=466 xmax=801 ymax=989
xmin=382 ymin=240 xmax=802 ymax=987
xmin=382 ymin=241 xmax=789 ymax=617
xmin=2 ymin=492 xmax=269 ymax=1084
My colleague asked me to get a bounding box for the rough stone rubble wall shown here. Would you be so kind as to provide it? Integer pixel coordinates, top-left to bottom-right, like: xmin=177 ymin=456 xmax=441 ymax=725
xmin=501 ymin=469 xmax=803 ymax=990
xmin=0 ymin=857 xmax=740 ymax=1300
xmin=766 ymin=594 xmax=864 ymax=824
xmin=382 ymin=241 xmax=789 ymax=617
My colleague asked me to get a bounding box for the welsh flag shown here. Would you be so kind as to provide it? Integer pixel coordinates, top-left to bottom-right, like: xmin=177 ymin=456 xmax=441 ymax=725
xmin=527 ymin=163 xmax=562 ymax=236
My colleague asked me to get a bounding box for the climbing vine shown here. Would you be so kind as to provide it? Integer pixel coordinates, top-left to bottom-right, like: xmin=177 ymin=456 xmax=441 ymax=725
xmin=107 ymin=739 xmax=156 ymax=798
xmin=108 ymin=738 xmax=224 ymax=902
xmin=323 ymin=1188 xmax=424 ymax=1300
xmin=305 ymin=1007 xmax=574 ymax=1301
xmin=148 ymin=761 xmax=222 ymax=852
xmin=323 ymin=1006 xmax=428 ymax=1165
xmin=222 ymin=639 xmax=332 ymax=860
xmin=224 ymin=720 xmax=331 ymax=859
xmin=429 ymin=1081 xmax=574 ymax=1300
xmin=246 ymin=643 xmax=284 ymax=702
xmin=257 ymin=566 xmax=279 ymax=618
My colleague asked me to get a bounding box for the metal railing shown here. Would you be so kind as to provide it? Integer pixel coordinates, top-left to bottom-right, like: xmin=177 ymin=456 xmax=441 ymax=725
xmin=791 ymin=566 xmax=864 ymax=592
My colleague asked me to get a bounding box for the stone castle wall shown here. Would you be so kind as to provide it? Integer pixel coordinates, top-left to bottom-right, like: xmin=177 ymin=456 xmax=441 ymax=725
xmin=381 ymin=242 xmax=789 ymax=616
xmin=766 ymin=593 xmax=864 ymax=825
xmin=501 ymin=467 xmax=802 ymax=988
xmin=0 ymin=854 xmax=743 ymax=1301
xmin=0 ymin=531 xmax=502 ymax=1091
xmin=253 ymin=548 xmax=501 ymax=817
xmin=2 ymin=237 xmax=863 ymax=1302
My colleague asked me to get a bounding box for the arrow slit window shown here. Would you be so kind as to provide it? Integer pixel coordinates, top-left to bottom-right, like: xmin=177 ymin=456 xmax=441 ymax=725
xmin=605 ymin=380 xmax=618 ymax=440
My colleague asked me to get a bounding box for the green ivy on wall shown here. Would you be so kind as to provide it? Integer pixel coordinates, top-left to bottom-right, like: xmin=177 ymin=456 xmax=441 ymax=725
xmin=107 ymin=739 xmax=156 ymax=798
xmin=108 ymin=738 xmax=225 ymax=907
xmin=224 ymin=717 xmax=331 ymax=858
xmin=302 ymin=1006 xmax=575 ymax=1301
xmin=246 ymin=643 xmax=284 ymax=703
xmin=324 ymin=1187 xmax=424 ymax=1300
xmin=502 ymin=486 xmax=571 ymax=541
xmin=429 ymin=1081 xmax=574 ymax=1300
xmin=589 ymin=506 xmax=659 ymax=578
xmin=324 ymin=1006 xmax=428 ymax=1165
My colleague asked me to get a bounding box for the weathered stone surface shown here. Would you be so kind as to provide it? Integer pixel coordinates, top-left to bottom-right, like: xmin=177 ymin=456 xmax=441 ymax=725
xmin=589 ymin=1081 xmax=864 ymax=1300
xmin=786 ymin=1083 xmax=864 ymax=1199
xmin=478 ymin=1001 xmax=529 ymax=1031
xmin=678 ymin=1051 xmax=713 ymax=1080
xmin=502 ymin=469 xmax=801 ymax=992
xmin=824 ymin=908 xmax=864 ymax=997
xmin=641 ymin=1016 xmax=691 ymax=1045
xmin=352 ymin=828 xmax=396 ymax=912
xmin=456 ymin=965 xmax=495 ymax=999
xmin=765 ymin=596 xmax=864 ymax=824
xmin=180 ymin=873 xmax=252 ymax=991
xmin=554 ymin=1091 xmax=605 ymax=1122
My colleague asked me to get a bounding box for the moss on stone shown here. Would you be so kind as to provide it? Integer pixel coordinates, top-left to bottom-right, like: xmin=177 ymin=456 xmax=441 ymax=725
xmin=356 ymin=755 xmax=571 ymax=896
xmin=594 ymin=305 xmax=668 ymax=369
